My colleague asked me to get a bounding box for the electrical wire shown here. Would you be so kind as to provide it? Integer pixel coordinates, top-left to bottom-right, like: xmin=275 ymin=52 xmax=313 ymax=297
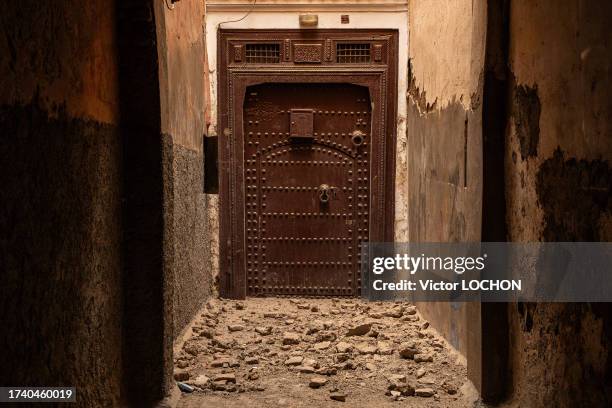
xmin=218 ymin=0 xmax=257 ymax=28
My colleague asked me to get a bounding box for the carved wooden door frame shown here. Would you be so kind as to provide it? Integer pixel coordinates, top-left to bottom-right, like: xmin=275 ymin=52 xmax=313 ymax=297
xmin=218 ymin=29 xmax=398 ymax=299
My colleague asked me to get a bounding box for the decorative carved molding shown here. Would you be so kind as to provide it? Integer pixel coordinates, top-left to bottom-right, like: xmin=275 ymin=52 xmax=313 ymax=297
xmin=223 ymin=30 xmax=393 ymax=66
xmin=233 ymin=44 xmax=243 ymax=62
xmin=324 ymin=39 xmax=332 ymax=61
xmin=373 ymin=44 xmax=383 ymax=62
xmin=293 ymin=43 xmax=323 ymax=63
xmin=283 ymin=39 xmax=291 ymax=61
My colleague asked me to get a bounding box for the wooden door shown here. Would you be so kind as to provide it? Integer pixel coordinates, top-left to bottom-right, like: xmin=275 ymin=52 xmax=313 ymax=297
xmin=218 ymin=29 xmax=398 ymax=298
xmin=243 ymin=83 xmax=372 ymax=296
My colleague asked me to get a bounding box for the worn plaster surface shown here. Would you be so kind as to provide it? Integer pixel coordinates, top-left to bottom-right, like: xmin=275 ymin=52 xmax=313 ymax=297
xmin=156 ymin=0 xmax=215 ymax=334
xmin=503 ymin=1 xmax=612 ymax=406
xmin=406 ymin=0 xmax=486 ymax=358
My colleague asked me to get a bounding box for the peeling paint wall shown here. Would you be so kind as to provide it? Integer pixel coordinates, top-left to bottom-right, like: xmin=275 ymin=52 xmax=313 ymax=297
xmin=406 ymin=0 xmax=486 ymax=359
xmin=504 ymin=1 xmax=612 ymax=406
xmin=155 ymin=0 xmax=214 ymax=335
xmin=0 ymin=1 xmax=123 ymax=406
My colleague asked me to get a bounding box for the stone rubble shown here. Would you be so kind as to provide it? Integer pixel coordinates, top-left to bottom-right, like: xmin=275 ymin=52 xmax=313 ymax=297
xmin=309 ymin=376 xmax=328 ymax=388
xmin=415 ymin=387 xmax=435 ymax=397
xmin=175 ymin=298 xmax=468 ymax=407
xmin=282 ymin=332 xmax=301 ymax=345
xmin=329 ymin=391 xmax=347 ymax=402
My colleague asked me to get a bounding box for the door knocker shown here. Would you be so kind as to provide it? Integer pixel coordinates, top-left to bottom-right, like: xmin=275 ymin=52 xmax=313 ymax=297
xmin=351 ymin=130 xmax=365 ymax=147
xmin=318 ymin=184 xmax=336 ymax=204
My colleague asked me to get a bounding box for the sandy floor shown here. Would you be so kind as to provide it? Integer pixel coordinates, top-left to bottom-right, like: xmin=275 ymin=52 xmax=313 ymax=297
xmin=174 ymin=298 xmax=479 ymax=407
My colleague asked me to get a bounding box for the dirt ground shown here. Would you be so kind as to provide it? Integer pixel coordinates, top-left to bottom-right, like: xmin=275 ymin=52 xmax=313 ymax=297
xmin=174 ymin=298 xmax=479 ymax=407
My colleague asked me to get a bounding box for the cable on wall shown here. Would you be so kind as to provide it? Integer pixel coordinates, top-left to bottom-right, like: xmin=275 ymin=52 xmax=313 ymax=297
xmin=218 ymin=0 xmax=257 ymax=28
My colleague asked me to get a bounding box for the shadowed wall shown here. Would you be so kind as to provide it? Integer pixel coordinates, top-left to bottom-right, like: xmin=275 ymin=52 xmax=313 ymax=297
xmin=503 ymin=1 xmax=612 ymax=406
xmin=0 ymin=1 xmax=122 ymax=406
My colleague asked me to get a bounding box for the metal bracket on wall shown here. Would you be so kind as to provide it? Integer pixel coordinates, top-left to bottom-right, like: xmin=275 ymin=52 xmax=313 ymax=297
xmin=203 ymin=135 xmax=219 ymax=194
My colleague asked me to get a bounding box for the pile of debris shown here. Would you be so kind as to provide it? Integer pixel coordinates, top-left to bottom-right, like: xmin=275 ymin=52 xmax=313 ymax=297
xmin=174 ymin=298 xmax=467 ymax=405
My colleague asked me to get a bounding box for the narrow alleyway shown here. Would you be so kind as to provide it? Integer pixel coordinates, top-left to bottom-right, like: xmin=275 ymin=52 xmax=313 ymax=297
xmin=175 ymin=298 xmax=477 ymax=407
xmin=2 ymin=1 xmax=611 ymax=406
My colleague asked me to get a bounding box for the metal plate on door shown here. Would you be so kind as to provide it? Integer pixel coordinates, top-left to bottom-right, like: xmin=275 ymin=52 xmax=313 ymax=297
xmin=290 ymin=109 xmax=314 ymax=140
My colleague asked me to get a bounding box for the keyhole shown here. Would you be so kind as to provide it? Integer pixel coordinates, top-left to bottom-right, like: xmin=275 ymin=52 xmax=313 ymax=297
xmin=320 ymin=190 xmax=329 ymax=203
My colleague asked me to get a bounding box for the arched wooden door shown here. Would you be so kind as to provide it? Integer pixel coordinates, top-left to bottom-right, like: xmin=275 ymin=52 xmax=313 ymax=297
xmin=243 ymin=83 xmax=371 ymax=296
